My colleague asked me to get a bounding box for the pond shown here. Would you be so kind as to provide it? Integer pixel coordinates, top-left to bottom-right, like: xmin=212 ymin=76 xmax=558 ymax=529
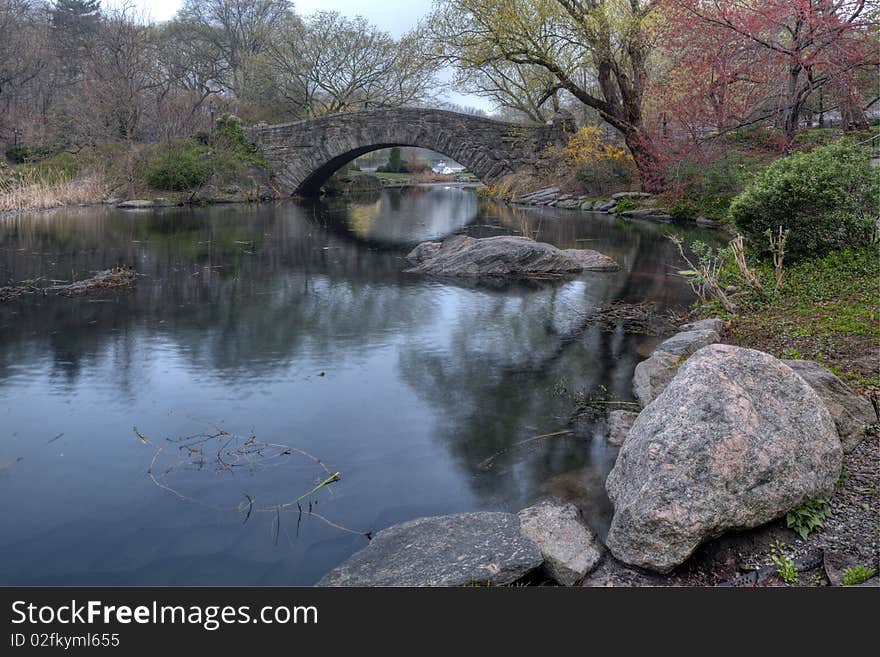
xmin=0 ymin=186 xmax=719 ymax=585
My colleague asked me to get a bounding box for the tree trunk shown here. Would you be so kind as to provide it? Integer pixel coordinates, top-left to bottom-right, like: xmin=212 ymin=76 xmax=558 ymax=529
xmin=623 ymin=128 xmax=663 ymax=192
xmin=781 ymin=65 xmax=803 ymax=150
xmin=838 ymin=80 xmax=869 ymax=131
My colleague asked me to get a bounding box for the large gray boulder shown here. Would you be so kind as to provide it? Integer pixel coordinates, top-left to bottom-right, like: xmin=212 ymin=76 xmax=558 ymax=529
xmin=404 ymin=235 xmax=619 ymax=277
xmin=406 ymin=241 xmax=441 ymax=265
xmin=607 ymin=344 xmax=842 ymax=573
xmin=784 ymin=359 xmax=875 ymax=453
xmin=316 ymin=512 xmax=542 ymax=587
xmin=606 ymin=410 xmax=639 ymax=446
xmin=517 ymin=500 xmax=603 ymax=585
xmin=632 ymin=327 xmax=720 ymax=407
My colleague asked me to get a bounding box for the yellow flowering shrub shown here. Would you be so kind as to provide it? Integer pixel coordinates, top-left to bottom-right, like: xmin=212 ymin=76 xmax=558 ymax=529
xmin=558 ymin=126 xmax=632 ymax=164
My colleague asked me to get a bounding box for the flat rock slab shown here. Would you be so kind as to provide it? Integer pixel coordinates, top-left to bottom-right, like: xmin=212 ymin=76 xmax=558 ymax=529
xmin=679 ymin=318 xmax=723 ymax=334
xmin=784 ymin=359 xmax=875 ymax=453
xmin=607 ymin=344 xmax=842 ymax=573
xmin=404 ymin=235 xmax=618 ymax=277
xmin=316 ymin=512 xmax=542 ymax=587
xmin=612 ymin=191 xmax=652 ymax=199
xmin=518 ymin=500 xmax=603 ymax=585
xmin=116 ymin=200 xmax=154 ymax=209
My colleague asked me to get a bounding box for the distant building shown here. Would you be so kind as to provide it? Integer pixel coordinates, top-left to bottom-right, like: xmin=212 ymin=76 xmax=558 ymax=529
xmin=431 ymin=161 xmax=465 ymax=175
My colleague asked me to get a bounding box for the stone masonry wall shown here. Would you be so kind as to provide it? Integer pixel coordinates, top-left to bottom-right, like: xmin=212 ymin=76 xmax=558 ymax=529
xmin=246 ymin=108 xmax=565 ymax=196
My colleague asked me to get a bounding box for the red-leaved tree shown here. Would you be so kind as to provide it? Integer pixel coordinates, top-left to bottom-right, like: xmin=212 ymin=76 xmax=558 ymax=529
xmin=656 ymin=0 xmax=878 ymax=148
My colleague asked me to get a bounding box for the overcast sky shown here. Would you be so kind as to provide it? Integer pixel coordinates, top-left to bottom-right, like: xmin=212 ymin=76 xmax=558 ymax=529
xmin=116 ymin=0 xmax=488 ymax=110
xmin=126 ymin=0 xmax=433 ymax=35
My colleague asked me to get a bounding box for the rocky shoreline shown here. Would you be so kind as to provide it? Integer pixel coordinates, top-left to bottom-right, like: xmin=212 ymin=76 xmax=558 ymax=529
xmin=498 ymin=186 xmax=723 ymax=228
xmin=318 ymin=318 xmax=878 ymax=587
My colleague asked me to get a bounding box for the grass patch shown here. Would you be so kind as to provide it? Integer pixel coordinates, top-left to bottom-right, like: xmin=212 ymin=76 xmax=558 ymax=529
xmin=351 ymin=171 xmax=414 ymax=180
xmin=709 ymin=246 xmax=879 ymax=396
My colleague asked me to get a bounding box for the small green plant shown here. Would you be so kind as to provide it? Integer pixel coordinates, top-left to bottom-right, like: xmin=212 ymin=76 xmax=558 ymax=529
xmin=668 ymin=235 xmax=736 ymax=312
xmin=614 ymin=197 xmax=638 ymax=213
xmin=786 ymin=497 xmax=831 ymax=540
xmin=770 ymin=540 xmax=799 ymax=584
xmin=841 ymin=565 xmax=877 ymax=586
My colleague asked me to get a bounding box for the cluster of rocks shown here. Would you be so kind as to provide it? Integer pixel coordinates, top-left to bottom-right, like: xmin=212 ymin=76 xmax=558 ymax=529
xmin=317 ymin=317 xmax=876 ymax=586
xmin=318 ymin=501 xmax=603 ymax=587
xmin=404 ymin=234 xmax=619 ymax=277
xmin=601 ymin=321 xmax=874 ymax=574
xmin=508 ymin=187 xmax=721 ymax=227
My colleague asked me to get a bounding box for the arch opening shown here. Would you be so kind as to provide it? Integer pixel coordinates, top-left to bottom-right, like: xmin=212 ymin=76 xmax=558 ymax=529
xmin=297 ymin=145 xmax=471 ymax=197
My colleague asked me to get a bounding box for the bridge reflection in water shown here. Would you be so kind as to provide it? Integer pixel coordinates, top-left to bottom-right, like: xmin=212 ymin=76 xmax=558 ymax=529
xmin=0 ymin=187 xmax=721 ymax=585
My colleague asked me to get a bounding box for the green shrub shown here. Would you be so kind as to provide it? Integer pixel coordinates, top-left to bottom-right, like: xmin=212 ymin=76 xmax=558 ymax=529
xmin=210 ymin=114 xmax=266 ymax=167
xmin=729 ymin=139 xmax=879 ymax=259
xmin=15 ymin=151 xmax=80 ymax=184
xmin=668 ymin=194 xmax=735 ymax=221
xmin=5 ymin=143 xmax=64 ymax=164
xmin=144 ymin=140 xmax=212 ymax=191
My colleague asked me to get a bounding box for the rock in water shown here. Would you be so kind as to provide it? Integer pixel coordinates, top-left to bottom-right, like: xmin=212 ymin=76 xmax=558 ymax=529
xmin=632 ymin=327 xmax=720 ymax=408
xmin=406 ymin=240 xmax=441 ymax=265
xmin=784 ymin=360 xmax=876 ymax=453
xmin=606 ymin=344 xmax=842 ymax=573
xmin=316 ymin=512 xmax=542 ymax=587
xmin=116 ymin=199 xmax=154 ymax=209
xmin=518 ymin=500 xmax=602 ymax=585
xmin=404 ymin=235 xmax=618 ymax=277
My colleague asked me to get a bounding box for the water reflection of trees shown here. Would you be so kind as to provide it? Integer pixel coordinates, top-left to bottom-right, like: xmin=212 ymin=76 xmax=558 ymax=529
xmin=395 ymin=274 xmax=645 ymax=529
xmin=0 ymin=203 xmax=440 ymax=389
xmin=392 ymin=201 xmax=717 ymax=529
xmin=0 ymin=194 xmax=717 ymax=535
xmin=319 ymin=187 xmax=478 ymax=245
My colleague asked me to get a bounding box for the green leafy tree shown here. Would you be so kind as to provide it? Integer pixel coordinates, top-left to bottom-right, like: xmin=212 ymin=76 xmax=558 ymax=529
xmin=429 ymin=0 xmax=661 ymax=187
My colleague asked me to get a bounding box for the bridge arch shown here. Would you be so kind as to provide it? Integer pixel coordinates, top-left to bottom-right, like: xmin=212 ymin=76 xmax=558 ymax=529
xmin=247 ymin=108 xmax=567 ymax=197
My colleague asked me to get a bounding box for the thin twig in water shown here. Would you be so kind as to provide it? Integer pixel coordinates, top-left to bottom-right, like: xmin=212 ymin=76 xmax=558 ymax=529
xmin=141 ymin=424 xmax=369 ymax=541
xmin=479 ymin=430 xmax=574 ymax=470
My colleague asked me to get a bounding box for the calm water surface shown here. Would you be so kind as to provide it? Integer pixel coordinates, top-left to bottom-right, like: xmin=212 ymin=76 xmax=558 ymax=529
xmin=0 ymin=186 xmax=716 ymax=584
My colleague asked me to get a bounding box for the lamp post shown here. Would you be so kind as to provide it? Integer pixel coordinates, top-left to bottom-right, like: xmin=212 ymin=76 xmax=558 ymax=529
xmin=13 ymin=128 xmax=20 ymax=148
xmin=209 ymin=100 xmax=217 ymax=126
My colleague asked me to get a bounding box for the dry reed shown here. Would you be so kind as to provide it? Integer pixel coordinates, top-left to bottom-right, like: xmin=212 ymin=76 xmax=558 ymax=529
xmin=0 ymin=168 xmax=109 ymax=213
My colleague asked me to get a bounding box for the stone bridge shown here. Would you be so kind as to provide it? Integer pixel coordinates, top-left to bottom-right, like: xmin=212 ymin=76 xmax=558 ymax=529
xmin=247 ymin=108 xmax=571 ymax=197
